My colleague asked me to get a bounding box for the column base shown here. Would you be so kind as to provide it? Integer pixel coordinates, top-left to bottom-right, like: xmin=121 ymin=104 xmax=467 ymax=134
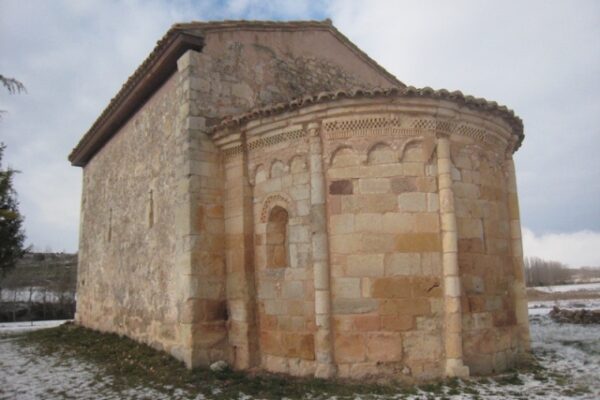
xmin=315 ymin=363 xmax=336 ymax=379
xmin=445 ymin=358 xmax=470 ymax=378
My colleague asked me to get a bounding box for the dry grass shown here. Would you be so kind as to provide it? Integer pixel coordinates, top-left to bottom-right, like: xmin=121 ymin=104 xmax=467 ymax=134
xmin=17 ymin=323 xmax=414 ymax=399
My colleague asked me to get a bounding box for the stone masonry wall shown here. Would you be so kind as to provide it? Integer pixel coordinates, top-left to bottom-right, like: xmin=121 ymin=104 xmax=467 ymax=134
xmin=187 ymin=29 xmax=396 ymax=126
xmin=181 ymin=28 xmax=400 ymax=367
xmin=76 ymin=74 xmax=182 ymax=355
xmin=323 ymin=119 xmax=444 ymax=380
xmin=248 ymin=127 xmax=317 ymax=376
xmin=77 ymin=27 xmax=400 ymax=369
xmin=213 ymin=96 xmax=528 ymax=381
xmin=77 ymin=26 xmax=528 ymax=378
xmin=453 ymin=140 xmax=523 ymax=374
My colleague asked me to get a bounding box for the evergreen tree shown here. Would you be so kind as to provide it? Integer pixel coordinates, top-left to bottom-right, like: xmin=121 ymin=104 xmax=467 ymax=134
xmin=0 ymin=143 xmax=26 ymax=275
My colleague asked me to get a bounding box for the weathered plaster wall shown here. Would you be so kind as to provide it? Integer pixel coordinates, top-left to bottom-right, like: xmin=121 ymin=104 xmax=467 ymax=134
xmin=76 ymin=74 xmax=183 ymax=355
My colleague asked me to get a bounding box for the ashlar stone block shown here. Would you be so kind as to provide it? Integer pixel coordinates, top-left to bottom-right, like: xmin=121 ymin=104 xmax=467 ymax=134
xmin=390 ymin=176 xmax=417 ymax=193
xmin=371 ymin=277 xmax=412 ymax=298
xmin=335 ymin=333 xmax=366 ymax=363
xmin=381 ymin=212 xmax=415 ymax=233
xmin=358 ymin=178 xmax=391 ymax=194
xmin=395 ymin=233 xmax=442 ymax=252
xmin=346 ymin=254 xmax=385 ymax=277
xmin=365 ymin=332 xmax=403 ymax=362
xmin=330 ymin=214 xmax=355 ymax=234
xmin=332 ymin=277 xmax=362 ymax=299
xmin=384 ymin=253 xmax=421 ymax=276
xmin=398 ymin=192 xmax=427 ymax=212
xmin=355 ymin=213 xmax=383 ymax=232
xmin=282 ymin=281 xmax=304 ymax=299
xmin=360 ymin=233 xmax=396 ymax=253
xmin=332 ymin=298 xmax=379 ymax=314
xmin=381 ymin=314 xmax=415 ymax=331
xmin=342 ymin=194 xmax=397 ymax=214
xmin=329 ymin=234 xmax=362 ymax=254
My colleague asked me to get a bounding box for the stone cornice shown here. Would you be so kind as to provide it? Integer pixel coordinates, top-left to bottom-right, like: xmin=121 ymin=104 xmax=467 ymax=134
xmin=69 ymin=31 xmax=204 ymax=167
xmin=210 ymin=87 xmax=524 ymax=152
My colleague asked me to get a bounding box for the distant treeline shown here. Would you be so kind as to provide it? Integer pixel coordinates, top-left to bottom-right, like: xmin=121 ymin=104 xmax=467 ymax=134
xmin=525 ymin=256 xmax=600 ymax=287
xmin=0 ymin=252 xmax=77 ymax=322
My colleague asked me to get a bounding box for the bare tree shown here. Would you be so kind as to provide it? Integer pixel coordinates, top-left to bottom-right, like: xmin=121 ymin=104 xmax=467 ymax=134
xmin=0 ymin=75 xmax=26 ymax=94
xmin=0 ymin=74 xmax=26 ymax=119
xmin=525 ymin=256 xmax=572 ymax=286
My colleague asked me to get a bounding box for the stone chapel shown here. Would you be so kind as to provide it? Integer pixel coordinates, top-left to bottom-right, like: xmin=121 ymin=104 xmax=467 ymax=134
xmin=69 ymin=20 xmax=530 ymax=381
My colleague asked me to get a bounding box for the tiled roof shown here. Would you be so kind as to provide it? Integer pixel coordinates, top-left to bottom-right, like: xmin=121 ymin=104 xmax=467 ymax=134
xmin=69 ymin=20 xmax=402 ymax=166
xmin=211 ymin=87 xmax=524 ymax=150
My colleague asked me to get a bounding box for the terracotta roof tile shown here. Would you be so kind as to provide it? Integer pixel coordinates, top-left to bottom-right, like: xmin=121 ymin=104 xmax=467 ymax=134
xmin=211 ymin=87 xmax=524 ymax=151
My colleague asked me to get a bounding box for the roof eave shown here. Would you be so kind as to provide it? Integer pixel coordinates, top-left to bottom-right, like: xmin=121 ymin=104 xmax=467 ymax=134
xmin=69 ymin=31 xmax=204 ymax=167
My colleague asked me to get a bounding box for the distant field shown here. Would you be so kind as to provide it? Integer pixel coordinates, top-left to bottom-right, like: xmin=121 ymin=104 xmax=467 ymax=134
xmin=531 ymin=282 xmax=600 ymax=293
xmin=527 ymin=282 xmax=600 ymax=302
xmin=0 ymin=253 xmax=77 ymax=322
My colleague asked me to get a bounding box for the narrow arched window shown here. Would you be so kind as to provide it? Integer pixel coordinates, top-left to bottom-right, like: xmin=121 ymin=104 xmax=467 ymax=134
xmin=266 ymin=206 xmax=289 ymax=268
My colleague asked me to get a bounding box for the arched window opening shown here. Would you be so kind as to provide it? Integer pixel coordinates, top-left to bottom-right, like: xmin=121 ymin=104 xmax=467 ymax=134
xmin=266 ymin=206 xmax=289 ymax=269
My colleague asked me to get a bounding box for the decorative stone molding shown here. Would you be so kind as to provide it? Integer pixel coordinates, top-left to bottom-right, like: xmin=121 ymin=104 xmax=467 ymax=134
xmin=259 ymin=192 xmax=294 ymax=223
xmin=211 ymin=87 xmax=523 ymax=152
xmin=248 ymin=128 xmax=306 ymax=152
xmin=221 ymin=128 xmax=307 ymax=160
xmin=222 ymin=144 xmax=244 ymax=159
xmin=324 ymin=116 xmax=401 ymax=136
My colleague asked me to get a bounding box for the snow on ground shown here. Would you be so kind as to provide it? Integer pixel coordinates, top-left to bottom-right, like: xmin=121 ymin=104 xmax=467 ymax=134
xmin=0 ymin=287 xmax=74 ymax=302
xmin=528 ymin=298 xmax=600 ymax=316
xmin=0 ymin=324 xmax=192 ymax=400
xmin=528 ymin=313 xmax=600 ymax=398
xmin=531 ymin=282 xmax=600 ymax=293
xmin=0 ymin=319 xmax=68 ymax=333
xmin=1 ymin=297 xmax=599 ymax=399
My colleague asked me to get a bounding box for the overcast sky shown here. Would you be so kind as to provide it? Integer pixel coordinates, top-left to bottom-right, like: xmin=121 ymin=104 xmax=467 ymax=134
xmin=1 ymin=0 xmax=599 ymax=267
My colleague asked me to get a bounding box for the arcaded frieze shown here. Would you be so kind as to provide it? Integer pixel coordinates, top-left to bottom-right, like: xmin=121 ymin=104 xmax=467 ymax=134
xmin=213 ymin=97 xmax=520 ymax=165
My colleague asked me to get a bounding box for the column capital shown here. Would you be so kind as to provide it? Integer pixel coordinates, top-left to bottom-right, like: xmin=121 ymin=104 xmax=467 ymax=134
xmin=306 ymin=121 xmax=321 ymax=136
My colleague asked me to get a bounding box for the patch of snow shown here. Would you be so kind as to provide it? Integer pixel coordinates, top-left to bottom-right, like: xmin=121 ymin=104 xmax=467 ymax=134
xmin=209 ymin=360 xmax=228 ymax=372
xmin=0 ymin=287 xmax=74 ymax=303
xmin=528 ymin=298 xmax=600 ymax=315
xmin=0 ymin=319 xmax=70 ymax=333
xmin=531 ymin=282 xmax=600 ymax=293
xmin=1 ymin=300 xmax=600 ymax=399
xmin=0 ymin=334 xmax=194 ymax=400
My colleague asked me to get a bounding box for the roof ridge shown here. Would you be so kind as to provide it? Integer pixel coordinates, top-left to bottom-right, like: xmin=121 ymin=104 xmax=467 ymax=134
xmin=171 ymin=19 xmax=334 ymax=31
